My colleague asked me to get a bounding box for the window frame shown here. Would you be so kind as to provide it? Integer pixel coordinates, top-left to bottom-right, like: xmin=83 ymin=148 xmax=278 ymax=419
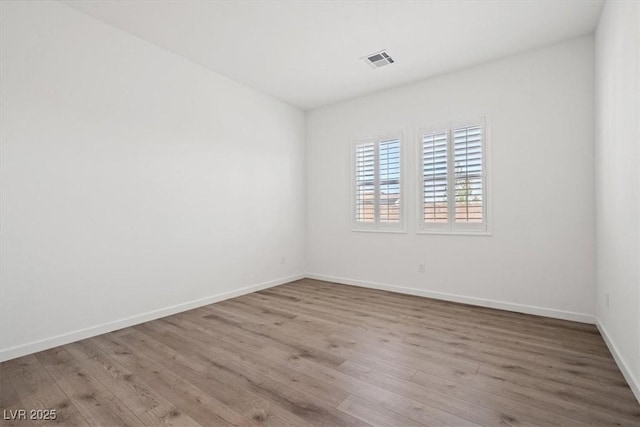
xmin=417 ymin=117 xmax=491 ymax=236
xmin=351 ymin=132 xmax=405 ymax=233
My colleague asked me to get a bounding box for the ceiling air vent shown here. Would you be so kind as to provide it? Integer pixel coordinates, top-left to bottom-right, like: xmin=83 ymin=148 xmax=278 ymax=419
xmin=363 ymin=50 xmax=394 ymax=69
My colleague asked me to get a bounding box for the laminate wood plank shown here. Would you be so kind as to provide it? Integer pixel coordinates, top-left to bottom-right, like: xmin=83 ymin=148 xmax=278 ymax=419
xmin=4 ymin=355 xmax=88 ymax=426
xmin=477 ymin=364 xmax=640 ymax=421
xmin=287 ymin=280 xmax=607 ymax=348
xmin=267 ymin=283 xmax=625 ymax=390
xmin=100 ymin=331 xmax=267 ymax=423
xmin=336 ymin=395 xmax=425 ymax=427
xmin=143 ymin=319 xmax=350 ymax=407
xmin=129 ymin=324 xmax=366 ymax=427
xmin=283 ymin=284 xmax=633 ymax=401
xmin=169 ymin=315 xmax=265 ymax=353
xmin=0 ymin=366 xmax=35 ymax=427
xmin=399 ymin=328 xmax=624 ymax=383
xmin=116 ymin=328 xmax=348 ymax=426
xmin=339 ymin=359 xmax=570 ymax=427
xmin=166 ymin=311 xmax=474 ymax=426
xmin=1 ymin=278 xmax=638 ymax=426
xmin=205 ymin=301 xmax=482 ymax=378
xmin=238 ymin=295 xmax=406 ymax=343
xmin=64 ymin=340 xmax=206 ymax=427
xmin=411 ymin=368 xmax=640 ymax=427
xmin=300 ymin=303 xmax=620 ymax=392
xmin=260 ymin=285 xmax=582 ymax=353
xmin=239 ymin=294 xmax=474 ymax=382
xmin=258 ymin=345 xmax=480 ymax=427
xmin=378 ymin=346 xmax=637 ymax=427
xmin=281 ymin=283 xmax=611 ymax=365
xmin=90 ymin=335 xmax=247 ymax=427
xmin=198 ymin=306 xmax=418 ymax=381
xmin=240 ymin=407 xmax=292 ymax=427
xmin=63 ymin=341 xmax=168 ymax=416
xmin=136 ymin=403 xmax=204 ymax=427
xmin=239 ymin=295 xmax=405 ymax=352
xmin=295 ymin=279 xmax=577 ymax=332
xmin=402 ymin=332 xmax=625 ymax=387
xmin=403 ymin=320 xmax=620 ymax=372
xmin=36 ymin=348 xmax=146 ymax=427
xmin=396 ymin=362 xmax=590 ymax=426
xmin=261 ymin=295 xmax=635 ymax=426
xmin=274 ymin=281 xmax=608 ymax=352
xmin=197 ymin=311 xmax=346 ymax=368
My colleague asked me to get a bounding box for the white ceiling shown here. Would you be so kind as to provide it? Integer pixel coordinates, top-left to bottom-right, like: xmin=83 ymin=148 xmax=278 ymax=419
xmin=63 ymin=0 xmax=604 ymax=110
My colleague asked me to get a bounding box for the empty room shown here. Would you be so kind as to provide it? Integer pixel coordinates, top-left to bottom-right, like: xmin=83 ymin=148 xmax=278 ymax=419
xmin=1 ymin=0 xmax=639 ymax=425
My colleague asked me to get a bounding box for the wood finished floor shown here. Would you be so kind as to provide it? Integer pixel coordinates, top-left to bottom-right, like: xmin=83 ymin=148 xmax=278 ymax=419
xmin=1 ymin=279 xmax=639 ymax=427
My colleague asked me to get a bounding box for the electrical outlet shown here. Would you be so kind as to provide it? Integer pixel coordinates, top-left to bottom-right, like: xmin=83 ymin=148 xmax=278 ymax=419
xmin=605 ymin=293 xmax=610 ymax=309
xmin=418 ymin=263 xmax=425 ymax=273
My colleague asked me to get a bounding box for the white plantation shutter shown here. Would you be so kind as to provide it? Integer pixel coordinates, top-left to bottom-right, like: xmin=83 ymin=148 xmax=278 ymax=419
xmin=419 ymin=118 xmax=488 ymax=233
xmin=454 ymin=125 xmax=484 ymax=223
xmin=355 ymin=142 xmax=376 ymax=223
xmin=379 ymin=139 xmax=401 ymax=224
xmin=353 ymin=136 xmax=402 ymax=230
xmin=422 ymin=131 xmax=448 ymax=224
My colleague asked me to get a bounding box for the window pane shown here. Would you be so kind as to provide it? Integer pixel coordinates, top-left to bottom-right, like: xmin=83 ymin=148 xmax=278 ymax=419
xmin=355 ymin=142 xmax=375 ymax=223
xmin=379 ymin=139 xmax=400 ymax=223
xmin=422 ymin=131 xmax=448 ymax=223
xmin=454 ymin=125 xmax=483 ymax=223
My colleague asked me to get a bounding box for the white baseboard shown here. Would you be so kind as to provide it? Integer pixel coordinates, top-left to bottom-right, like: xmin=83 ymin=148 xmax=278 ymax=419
xmin=305 ymin=273 xmax=595 ymax=324
xmin=596 ymin=319 xmax=640 ymax=404
xmin=0 ymin=273 xmax=304 ymax=362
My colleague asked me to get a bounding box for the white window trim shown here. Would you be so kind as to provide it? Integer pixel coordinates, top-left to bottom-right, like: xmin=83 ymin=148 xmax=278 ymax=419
xmin=351 ymin=132 xmax=406 ymax=233
xmin=416 ymin=117 xmax=492 ymax=236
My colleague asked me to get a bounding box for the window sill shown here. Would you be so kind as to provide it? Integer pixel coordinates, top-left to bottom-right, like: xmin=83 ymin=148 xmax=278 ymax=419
xmin=352 ymin=228 xmax=407 ymax=234
xmin=416 ymin=229 xmax=492 ymax=236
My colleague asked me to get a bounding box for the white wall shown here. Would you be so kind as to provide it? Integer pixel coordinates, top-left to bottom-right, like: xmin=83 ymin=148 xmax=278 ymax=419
xmin=594 ymin=0 xmax=640 ymax=400
xmin=0 ymin=1 xmax=305 ymax=360
xmin=306 ymin=36 xmax=596 ymax=322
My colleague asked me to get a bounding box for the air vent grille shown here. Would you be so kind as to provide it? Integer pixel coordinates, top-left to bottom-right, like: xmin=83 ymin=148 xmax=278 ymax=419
xmin=363 ymin=50 xmax=394 ymax=69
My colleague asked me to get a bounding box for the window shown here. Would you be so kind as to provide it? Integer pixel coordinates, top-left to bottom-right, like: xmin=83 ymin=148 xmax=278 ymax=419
xmin=353 ymin=135 xmax=403 ymax=231
xmin=419 ymin=118 xmax=489 ymax=234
